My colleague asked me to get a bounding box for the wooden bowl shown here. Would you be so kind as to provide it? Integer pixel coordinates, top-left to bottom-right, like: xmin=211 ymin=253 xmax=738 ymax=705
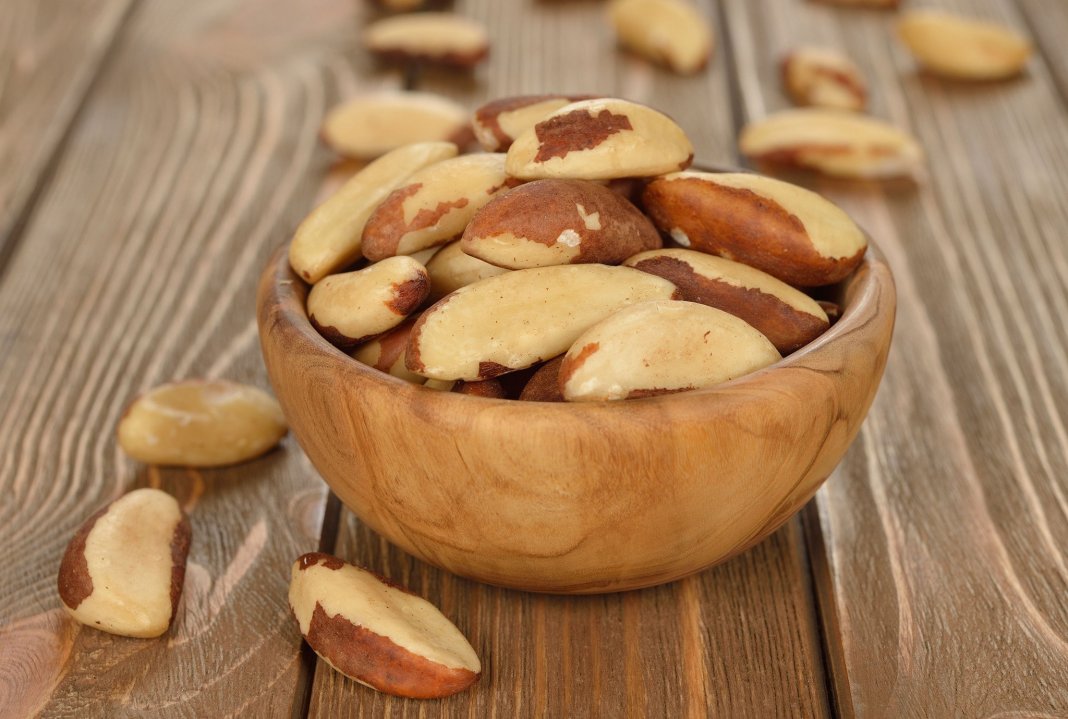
xmin=257 ymin=242 xmax=895 ymax=594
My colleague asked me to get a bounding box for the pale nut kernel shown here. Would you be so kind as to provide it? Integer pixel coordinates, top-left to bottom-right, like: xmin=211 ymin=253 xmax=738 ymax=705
xmin=897 ymin=10 xmax=1032 ymax=81
xmin=321 ymin=93 xmax=469 ymax=160
xmin=473 ymin=94 xmax=598 ymax=151
xmin=738 ymin=109 xmax=924 ymax=180
xmin=364 ymin=13 xmax=489 ymax=69
xmin=559 ymin=300 xmax=781 ymax=401
xmin=640 ymin=171 xmax=867 ymax=286
xmin=625 ymin=248 xmax=829 ymax=354
xmin=406 ymin=265 xmax=679 ymax=381
xmin=290 ymin=553 xmax=481 ymax=699
xmin=424 ymin=240 xmax=509 ymax=301
xmin=782 ymin=47 xmax=867 ymax=112
xmin=461 ymin=179 xmax=661 ymax=269
xmin=290 ymin=142 xmax=458 ymax=284
xmin=58 ymin=488 xmax=192 ymax=638
xmin=607 ymin=0 xmax=713 ymax=75
xmin=308 ymin=255 xmax=430 ymax=348
xmin=351 ymin=316 xmax=425 ymax=384
xmin=506 ymin=98 xmax=694 ymax=180
xmin=361 ymin=153 xmax=520 ymax=261
xmin=117 ymin=380 xmax=287 ymax=467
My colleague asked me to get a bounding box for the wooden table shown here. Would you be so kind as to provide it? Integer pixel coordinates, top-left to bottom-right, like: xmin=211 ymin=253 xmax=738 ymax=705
xmin=2 ymin=0 xmax=1067 ymax=716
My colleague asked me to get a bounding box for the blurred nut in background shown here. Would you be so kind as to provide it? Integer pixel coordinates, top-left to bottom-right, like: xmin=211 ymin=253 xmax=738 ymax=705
xmin=782 ymin=47 xmax=867 ymax=112
xmin=321 ymin=92 xmax=469 ymax=160
xmin=897 ymin=10 xmax=1032 ymax=81
xmin=608 ymin=0 xmax=713 ymax=75
xmin=364 ymin=13 xmax=490 ymax=69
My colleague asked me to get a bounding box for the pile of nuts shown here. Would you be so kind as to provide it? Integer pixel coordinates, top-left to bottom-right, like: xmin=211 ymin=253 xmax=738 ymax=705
xmin=293 ymin=95 xmax=869 ymax=402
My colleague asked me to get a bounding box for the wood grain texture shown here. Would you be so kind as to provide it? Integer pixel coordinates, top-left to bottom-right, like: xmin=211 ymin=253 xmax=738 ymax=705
xmin=0 ymin=0 xmax=398 ymax=715
xmin=0 ymin=0 xmax=133 ymax=263
xmin=1015 ymin=0 xmax=1068 ymax=102
xmin=724 ymin=0 xmax=1068 ymax=714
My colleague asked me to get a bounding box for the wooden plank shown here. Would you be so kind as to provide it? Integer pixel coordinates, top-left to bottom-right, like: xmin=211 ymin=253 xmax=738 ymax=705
xmin=723 ymin=0 xmax=1068 ymax=715
xmin=0 ymin=1 xmax=407 ymax=716
xmin=1015 ymin=0 xmax=1068 ymax=103
xmin=308 ymin=0 xmax=831 ymax=715
xmin=0 ymin=0 xmax=134 ymax=265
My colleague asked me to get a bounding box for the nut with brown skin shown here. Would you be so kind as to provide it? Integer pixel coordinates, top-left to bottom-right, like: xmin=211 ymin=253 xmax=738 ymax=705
xmin=118 ymin=380 xmax=287 ymax=467
xmin=506 ymin=98 xmax=693 ymax=180
xmin=782 ymin=47 xmax=867 ymax=112
xmin=361 ymin=153 xmax=518 ymax=262
xmin=307 ymin=255 xmax=430 ymax=349
xmin=290 ymin=142 xmax=458 ymax=284
xmin=58 ymin=489 xmax=191 ymax=638
xmin=559 ymin=300 xmax=781 ymax=401
xmin=625 ymin=249 xmax=830 ymax=354
xmin=321 ymin=93 xmax=469 ymax=160
xmin=453 ymin=379 xmax=507 ymax=398
xmin=607 ymin=0 xmax=714 ymax=75
xmin=364 ymin=13 xmax=489 ymax=69
xmin=739 ymin=109 xmax=924 ymax=180
xmin=518 ymin=356 xmax=566 ymax=402
xmin=289 ymin=553 xmax=481 ymax=699
xmin=473 ymin=95 xmax=598 ymax=151
xmin=351 ymin=316 xmax=425 ymax=384
xmin=897 ymin=10 xmax=1032 ymax=81
xmin=406 ymin=265 xmax=679 ymax=381
xmin=641 ymin=171 xmax=867 ymax=287
xmin=424 ymin=240 xmax=510 ymax=301
xmin=461 ymin=179 xmax=662 ymax=269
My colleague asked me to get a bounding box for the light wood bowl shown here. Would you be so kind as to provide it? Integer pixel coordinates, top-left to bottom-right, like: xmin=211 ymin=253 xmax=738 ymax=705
xmin=257 ymin=240 xmax=895 ymax=594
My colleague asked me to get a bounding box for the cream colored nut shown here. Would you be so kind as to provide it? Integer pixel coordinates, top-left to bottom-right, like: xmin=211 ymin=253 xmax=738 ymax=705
xmin=897 ymin=10 xmax=1032 ymax=80
xmin=364 ymin=13 xmax=489 ymax=69
xmin=560 ymin=300 xmax=781 ymax=401
xmin=58 ymin=489 xmax=191 ymax=638
xmin=321 ymin=93 xmax=469 ymax=160
xmin=362 ymin=153 xmax=519 ymax=261
xmin=473 ymin=95 xmax=598 ymax=151
xmin=290 ymin=553 xmax=480 ymax=699
xmin=782 ymin=47 xmax=867 ymax=112
xmin=290 ymin=142 xmax=457 ymax=284
xmin=625 ymin=249 xmax=829 ymax=353
xmin=739 ymin=109 xmax=924 ymax=180
xmin=461 ymin=179 xmax=661 ymax=269
xmin=506 ymin=98 xmax=694 ymax=180
xmin=308 ymin=255 xmax=429 ymax=348
xmin=424 ymin=240 xmax=509 ymax=301
xmin=118 ymin=380 xmax=287 ymax=467
xmin=641 ymin=171 xmax=866 ymax=286
xmin=607 ymin=0 xmax=713 ymax=75
xmin=406 ymin=265 xmax=679 ymax=381
xmin=351 ymin=316 xmax=424 ymax=384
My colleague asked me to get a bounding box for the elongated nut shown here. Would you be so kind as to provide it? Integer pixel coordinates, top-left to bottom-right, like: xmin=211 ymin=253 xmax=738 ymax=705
xmin=461 ymin=179 xmax=661 ymax=269
xmin=608 ymin=0 xmax=713 ymax=75
xmin=351 ymin=317 xmax=424 ymax=383
xmin=897 ymin=10 xmax=1032 ymax=80
xmin=290 ymin=142 xmax=457 ymax=284
xmin=407 ymin=265 xmax=679 ymax=381
xmin=560 ymin=300 xmax=781 ymax=401
xmin=641 ymin=171 xmax=866 ymax=286
xmin=118 ymin=380 xmax=287 ymax=467
xmin=739 ymin=109 xmax=923 ymax=179
xmin=473 ymin=95 xmax=598 ymax=151
xmin=322 ymin=93 xmax=469 ymax=160
xmin=518 ymin=357 xmax=565 ymax=402
xmin=424 ymin=240 xmax=509 ymax=301
xmin=625 ymin=249 xmax=829 ymax=353
xmin=364 ymin=13 xmax=489 ymax=69
xmin=782 ymin=47 xmax=867 ymax=112
xmin=506 ymin=98 xmax=693 ymax=180
xmin=362 ymin=154 xmax=519 ymax=261
xmin=290 ymin=553 xmax=480 ymax=699
xmin=58 ymin=489 xmax=191 ymax=638
xmin=308 ymin=256 xmax=429 ymax=348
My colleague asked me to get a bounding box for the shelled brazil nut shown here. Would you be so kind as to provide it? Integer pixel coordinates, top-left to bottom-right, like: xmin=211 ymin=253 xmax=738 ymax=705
xmin=473 ymin=94 xmax=598 ymax=152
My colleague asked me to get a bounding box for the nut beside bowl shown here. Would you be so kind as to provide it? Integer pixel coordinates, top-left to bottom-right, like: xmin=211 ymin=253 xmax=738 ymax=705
xmin=257 ymin=232 xmax=895 ymax=594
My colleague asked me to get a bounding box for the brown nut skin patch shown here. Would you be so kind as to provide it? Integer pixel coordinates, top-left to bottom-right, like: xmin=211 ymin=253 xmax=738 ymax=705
xmin=168 ymin=515 xmax=192 ymax=622
xmin=57 ymin=506 xmax=108 ymax=610
xmin=362 ymin=184 xmax=469 ymax=261
xmin=628 ymin=255 xmax=829 ymax=353
xmin=533 ymin=109 xmax=634 ymax=162
xmin=641 ymin=175 xmax=864 ymax=287
xmin=461 ymin=179 xmax=662 ymax=269
xmin=473 ymin=94 xmax=598 ymax=151
xmin=453 ymin=379 xmax=507 ymax=398
xmin=306 ymin=603 xmax=479 ymax=699
xmin=387 ymin=275 xmax=431 ymax=315
xmin=518 ymin=357 xmax=565 ymax=402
